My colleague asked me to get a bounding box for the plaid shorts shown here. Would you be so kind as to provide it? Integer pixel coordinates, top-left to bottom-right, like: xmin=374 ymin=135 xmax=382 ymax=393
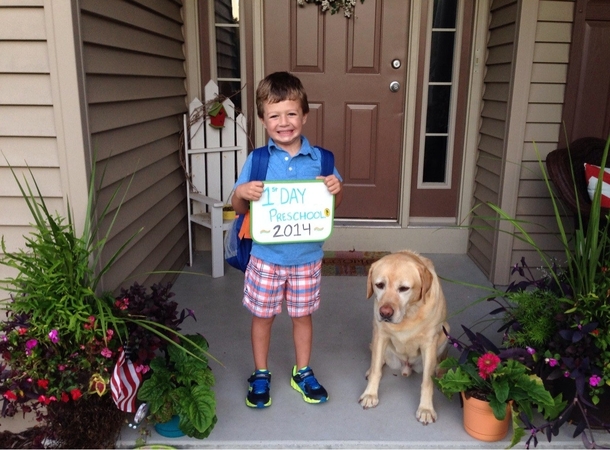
xmin=243 ymin=256 xmax=322 ymax=318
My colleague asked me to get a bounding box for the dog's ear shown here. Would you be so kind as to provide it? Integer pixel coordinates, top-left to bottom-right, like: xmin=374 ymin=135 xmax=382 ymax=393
xmin=418 ymin=264 xmax=433 ymax=302
xmin=366 ymin=261 xmax=377 ymax=299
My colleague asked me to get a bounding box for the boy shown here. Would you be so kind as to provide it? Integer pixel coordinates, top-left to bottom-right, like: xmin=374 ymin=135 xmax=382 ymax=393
xmin=231 ymin=71 xmax=343 ymax=408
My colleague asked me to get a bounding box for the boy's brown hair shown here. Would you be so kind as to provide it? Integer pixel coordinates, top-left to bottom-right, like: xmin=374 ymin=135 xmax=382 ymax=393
xmin=256 ymin=71 xmax=309 ymax=118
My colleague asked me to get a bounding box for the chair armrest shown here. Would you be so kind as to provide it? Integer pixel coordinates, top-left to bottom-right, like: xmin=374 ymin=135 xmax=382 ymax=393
xmin=189 ymin=192 xmax=225 ymax=208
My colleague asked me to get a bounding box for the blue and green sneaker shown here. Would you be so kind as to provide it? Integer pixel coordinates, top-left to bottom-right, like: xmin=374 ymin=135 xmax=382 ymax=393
xmin=290 ymin=366 xmax=328 ymax=404
xmin=246 ymin=369 xmax=271 ymax=408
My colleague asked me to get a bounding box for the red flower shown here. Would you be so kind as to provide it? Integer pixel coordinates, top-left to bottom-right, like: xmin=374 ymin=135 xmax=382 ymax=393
xmin=3 ymin=391 xmax=17 ymax=401
xmin=70 ymin=389 xmax=82 ymax=401
xmin=37 ymin=395 xmax=56 ymax=406
xmin=61 ymin=392 xmax=69 ymax=403
xmin=37 ymin=379 xmax=49 ymax=390
xmin=477 ymin=352 xmax=501 ymax=379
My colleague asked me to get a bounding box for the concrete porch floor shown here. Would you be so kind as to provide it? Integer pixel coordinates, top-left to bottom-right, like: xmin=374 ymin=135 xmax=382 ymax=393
xmin=3 ymin=252 xmax=600 ymax=448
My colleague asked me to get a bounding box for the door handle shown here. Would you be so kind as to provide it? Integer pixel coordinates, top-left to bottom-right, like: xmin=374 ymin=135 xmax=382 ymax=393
xmin=389 ymin=81 xmax=400 ymax=92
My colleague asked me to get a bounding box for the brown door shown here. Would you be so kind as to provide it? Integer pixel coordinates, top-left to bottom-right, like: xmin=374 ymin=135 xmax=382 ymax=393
xmin=562 ymin=0 xmax=610 ymax=144
xmin=263 ymin=0 xmax=409 ymax=219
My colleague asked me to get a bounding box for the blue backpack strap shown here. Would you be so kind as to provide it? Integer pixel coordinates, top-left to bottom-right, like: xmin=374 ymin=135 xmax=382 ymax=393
xmin=315 ymin=147 xmax=335 ymax=177
xmin=249 ymin=146 xmax=269 ymax=181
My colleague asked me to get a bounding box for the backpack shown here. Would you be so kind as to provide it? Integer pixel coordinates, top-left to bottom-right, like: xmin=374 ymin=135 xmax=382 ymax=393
xmin=224 ymin=146 xmax=335 ymax=272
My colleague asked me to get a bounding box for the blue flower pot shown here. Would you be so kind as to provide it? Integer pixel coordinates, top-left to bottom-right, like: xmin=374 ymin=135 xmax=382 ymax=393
xmin=154 ymin=415 xmax=184 ymax=438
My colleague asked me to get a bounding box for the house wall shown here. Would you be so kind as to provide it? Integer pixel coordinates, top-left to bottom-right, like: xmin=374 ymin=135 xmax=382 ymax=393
xmin=77 ymin=0 xmax=189 ymax=293
xmin=468 ymin=0 xmax=575 ymax=285
xmin=0 ymin=1 xmax=89 ymax=298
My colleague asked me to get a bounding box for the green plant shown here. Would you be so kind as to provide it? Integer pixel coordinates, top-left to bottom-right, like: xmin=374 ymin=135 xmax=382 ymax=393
xmin=501 ymin=288 xmax=565 ymax=348
xmin=137 ymin=333 xmax=217 ymax=439
xmin=435 ymin=326 xmax=564 ymax=448
xmin=0 ymin=161 xmax=214 ymax=447
xmin=460 ymin=135 xmax=610 ymax=447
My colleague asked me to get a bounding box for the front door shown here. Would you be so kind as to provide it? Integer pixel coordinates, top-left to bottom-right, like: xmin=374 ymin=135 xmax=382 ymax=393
xmin=263 ymin=0 xmax=409 ymax=220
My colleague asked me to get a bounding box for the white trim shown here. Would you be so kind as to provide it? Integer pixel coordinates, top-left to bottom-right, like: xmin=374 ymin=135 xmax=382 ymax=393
xmin=458 ymin=0 xmax=490 ymax=225
xmin=252 ymin=0 xmax=265 ymax=148
xmin=44 ymin=0 xmax=89 ymax=235
xmin=183 ymin=0 xmax=202 ymax=101
xmin=400 ymin=0 xmax=423 ymax=226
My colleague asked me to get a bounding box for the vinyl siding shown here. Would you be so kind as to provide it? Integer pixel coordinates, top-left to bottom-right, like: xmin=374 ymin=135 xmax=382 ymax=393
xmin=468 ymin=0 xmax=575 ymax=284
xmin=0 ymin=1 xmax=63 ymax=296
xmin=509 ymin=0 xmax=575 ymax=280
xmin=468 ymin=0 xmax=519 ymax=279
xmin=78 ymin=0 xmax=188 ymax=293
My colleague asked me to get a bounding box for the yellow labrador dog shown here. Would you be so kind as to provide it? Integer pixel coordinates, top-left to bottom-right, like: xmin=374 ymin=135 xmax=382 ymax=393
xmin=358 ymin=250 xmax=449 ymax=424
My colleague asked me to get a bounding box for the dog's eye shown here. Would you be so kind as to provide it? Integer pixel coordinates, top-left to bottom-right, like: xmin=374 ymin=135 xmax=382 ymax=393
xmin=398 ymin=286 xmax=410 ymax=293
xmin=375 ymin=282 xmax=385 ymax=290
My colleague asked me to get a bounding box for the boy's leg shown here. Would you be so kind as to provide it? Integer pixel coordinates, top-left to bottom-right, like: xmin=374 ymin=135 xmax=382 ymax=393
xmin=292 ymin=314 xmax=312 ymax=369
xmin=246 ymin=315 xmax=274 ymax=408
xmin=285 ymin=260 xmax=328 ymax=403
xmin=252 ymin=315 xmax=275 ymax=370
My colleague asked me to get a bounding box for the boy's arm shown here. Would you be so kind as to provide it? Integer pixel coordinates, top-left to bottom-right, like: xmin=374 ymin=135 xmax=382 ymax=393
xmin=231 ymin=181 xmax=264 ymax=215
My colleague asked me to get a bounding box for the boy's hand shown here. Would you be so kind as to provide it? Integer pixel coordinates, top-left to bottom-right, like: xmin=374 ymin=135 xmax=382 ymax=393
xmin=318 ymin=175 xmax=342 ymax=195
xmin=232 ymin=181 xmax=264 ymax=214
xmin=236 ymin=181 xmax=264 ymax=202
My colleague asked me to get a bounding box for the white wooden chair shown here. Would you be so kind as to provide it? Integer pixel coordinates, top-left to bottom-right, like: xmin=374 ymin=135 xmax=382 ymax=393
xmin=184 ymin=80 xmax=247 ymax=277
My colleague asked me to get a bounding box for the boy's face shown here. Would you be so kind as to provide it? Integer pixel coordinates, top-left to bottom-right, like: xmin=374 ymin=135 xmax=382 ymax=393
xmin=259 ymin=99 xmax=308 ymax=155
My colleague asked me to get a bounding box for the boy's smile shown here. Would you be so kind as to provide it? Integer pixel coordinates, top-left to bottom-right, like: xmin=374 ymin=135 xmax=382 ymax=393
xmin=260 ymin=99 xmax=308 ymax=156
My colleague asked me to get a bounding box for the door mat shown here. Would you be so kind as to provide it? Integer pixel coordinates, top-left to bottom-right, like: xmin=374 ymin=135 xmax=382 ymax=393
xmin=322 ymin=251 xmax=390 ymax=276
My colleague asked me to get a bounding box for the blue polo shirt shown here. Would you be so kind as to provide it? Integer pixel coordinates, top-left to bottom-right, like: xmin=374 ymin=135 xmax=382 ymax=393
xmin=234 ymin=137 xmax=342 ymax=266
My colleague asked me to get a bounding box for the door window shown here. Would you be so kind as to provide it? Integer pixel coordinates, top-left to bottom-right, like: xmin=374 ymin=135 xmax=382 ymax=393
xmin=420 ymin=0 xmax=458 ymax=186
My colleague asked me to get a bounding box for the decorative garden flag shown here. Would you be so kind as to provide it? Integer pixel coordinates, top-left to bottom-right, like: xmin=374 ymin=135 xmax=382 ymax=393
xmin=111 ymin=348 xmax=142 ymax=412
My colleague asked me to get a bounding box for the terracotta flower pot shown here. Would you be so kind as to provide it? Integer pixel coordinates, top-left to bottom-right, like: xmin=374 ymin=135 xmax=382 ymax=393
xmin=461 ymin=392 xmax=511 ymax=442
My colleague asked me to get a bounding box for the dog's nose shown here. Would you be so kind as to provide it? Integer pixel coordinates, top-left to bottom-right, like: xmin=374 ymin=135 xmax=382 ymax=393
xmin=379 ymin=305 xmax=394 ymax=321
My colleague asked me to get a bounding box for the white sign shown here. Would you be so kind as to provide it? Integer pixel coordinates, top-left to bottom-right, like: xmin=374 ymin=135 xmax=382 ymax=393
xmin=250 ymin=180 xmax=335 ymax=244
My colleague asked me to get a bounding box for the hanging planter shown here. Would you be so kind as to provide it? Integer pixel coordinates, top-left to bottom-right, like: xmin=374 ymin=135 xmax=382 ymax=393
xmin=461 ymin=392 xmax=511 ymax=442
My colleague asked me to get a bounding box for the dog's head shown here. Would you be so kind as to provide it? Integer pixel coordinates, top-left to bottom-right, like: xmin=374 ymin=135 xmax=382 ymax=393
xmin=366 ymin=251 xmax=434 ymax=324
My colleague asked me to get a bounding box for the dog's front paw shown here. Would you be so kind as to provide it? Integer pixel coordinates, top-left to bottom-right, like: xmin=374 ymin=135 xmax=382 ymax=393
xmin=358 ymin=393 xmax=379 ymax=409
xmin=416 ymin=406 xmax=437 ymax=425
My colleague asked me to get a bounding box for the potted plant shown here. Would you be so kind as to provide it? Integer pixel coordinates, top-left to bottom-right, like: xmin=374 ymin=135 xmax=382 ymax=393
xmin=0 ymin=163 xmax=212 ymax=447
xmin=136 ymin=333 xmax=217 ymax=439
xmin=434 ymin=325 xmax=564 ymax=447
xmin=453 ymin=135 xmax=610 ymax=447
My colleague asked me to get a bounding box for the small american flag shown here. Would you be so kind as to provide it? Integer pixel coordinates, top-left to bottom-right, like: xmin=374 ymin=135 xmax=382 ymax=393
xmin=111 ymin=348 xmax=142 ymax=412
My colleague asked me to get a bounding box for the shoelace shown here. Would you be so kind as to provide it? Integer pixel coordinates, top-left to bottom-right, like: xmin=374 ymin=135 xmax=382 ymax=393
xmin=251 ymin=377 xmax=269 ymax=394
xmin=300 ymin=373 xmax=321 ymax=389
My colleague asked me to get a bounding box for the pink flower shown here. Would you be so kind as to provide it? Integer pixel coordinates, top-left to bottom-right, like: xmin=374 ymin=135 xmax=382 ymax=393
xmin=48 ymin=329 xmax=59 ymax=344
xmin=58 ymin=364 xmax=67 ymax=371
xmin=115 ymin=298 xmax=129 ymax=310
xmin=100 ymin=347 xmax=112 ymax=359
xmin=25 ymin=339 xmax=38 ymax=350
xmin=477 ymin=352 xmax=501 ymax=380
xmin=589 ymin=375 xmax=602 ymax=387
xmin=526 ymin=347 xmax=536 ymax=355
xmin=135 ymin=364 xmax=150 ymax=375
xmin=546 ymin=358 xmax=558 ymax=367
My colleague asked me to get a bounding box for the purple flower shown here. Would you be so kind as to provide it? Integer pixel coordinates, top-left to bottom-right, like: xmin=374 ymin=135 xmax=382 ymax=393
xmin=589 ymin=375 xmax=602 ymax=387
xmin=545 ymin=357 xmax=558 ymax=367
xmin=48 ymin=329 xmax=59 ymax=344
xmin=527 ymin=346 xmax=536 ymax=355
